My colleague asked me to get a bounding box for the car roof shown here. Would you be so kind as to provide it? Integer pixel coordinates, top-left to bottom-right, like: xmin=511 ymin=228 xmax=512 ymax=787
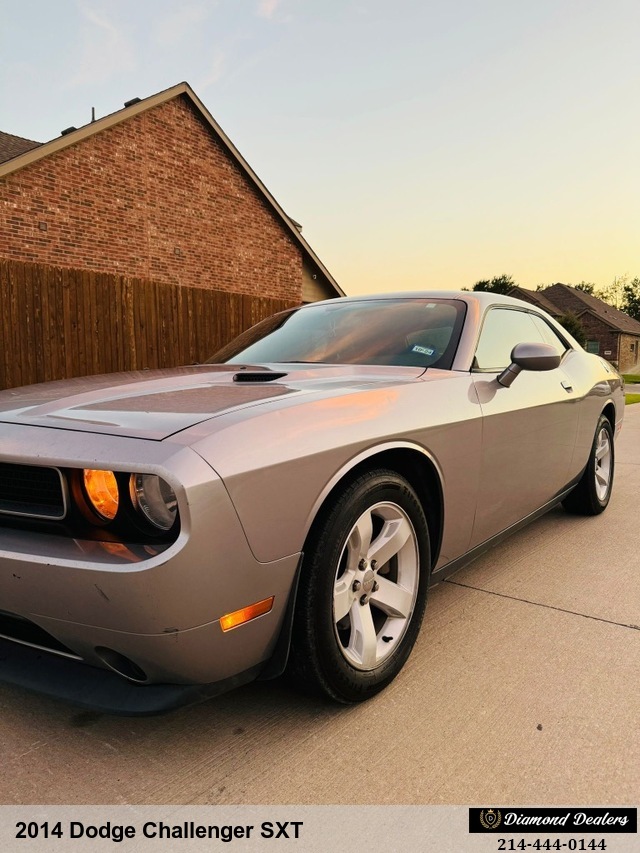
xmin=301 ymin=291 xmax=534 ymax=310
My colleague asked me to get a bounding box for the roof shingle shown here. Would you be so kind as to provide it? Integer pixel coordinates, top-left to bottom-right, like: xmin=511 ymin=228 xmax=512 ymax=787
xmin=543 ymin=283 xmax=640 ymax=335
xmin=0 ymin=130 xmax=41 ymax=165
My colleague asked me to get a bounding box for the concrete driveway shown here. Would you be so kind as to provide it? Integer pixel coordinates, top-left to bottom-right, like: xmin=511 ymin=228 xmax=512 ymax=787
xmin=1 ymin=408 xmax=638 ymax=806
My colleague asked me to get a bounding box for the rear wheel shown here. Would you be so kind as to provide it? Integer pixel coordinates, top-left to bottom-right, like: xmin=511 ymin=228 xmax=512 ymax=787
xmin=562 ymin=414 xmax=614 ymax=515
xmin=289 ymin=469 xmax=431 ymax=703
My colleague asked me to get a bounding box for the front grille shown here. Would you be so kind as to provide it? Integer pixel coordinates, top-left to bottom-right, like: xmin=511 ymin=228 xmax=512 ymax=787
xmin=0 ymin=462 xmax=66 ymax=520
xmin=0 ymin=611 xmax=81 ymax=659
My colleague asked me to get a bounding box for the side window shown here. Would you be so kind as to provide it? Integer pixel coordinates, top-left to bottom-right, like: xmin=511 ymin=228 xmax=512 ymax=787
xmin=473 ymin=309 xmax=544 ymax=371
xmin=530 ymin=315 xmax=569 ymax=353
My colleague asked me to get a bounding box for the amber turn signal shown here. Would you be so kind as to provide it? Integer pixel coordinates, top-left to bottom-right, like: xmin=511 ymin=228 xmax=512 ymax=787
xmin=219 ymin=597 xmax=274 ymax=632
xmin=83 ymin=469 xmax=119 ymax=521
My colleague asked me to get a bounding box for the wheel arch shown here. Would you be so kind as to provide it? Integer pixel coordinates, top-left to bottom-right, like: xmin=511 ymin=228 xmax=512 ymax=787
xmin=602 ymin=401 xmax=616 ymax=432
xmin=303 ymin=443 xmax=444 ymax=570
xmin=259 ymin=443 xmax=444 ymax=683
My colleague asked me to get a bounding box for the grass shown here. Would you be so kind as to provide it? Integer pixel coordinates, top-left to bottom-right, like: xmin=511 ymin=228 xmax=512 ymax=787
xmin=622 ymin=374 xmax=640 ymax=384
xmin=625 ymin=394 xmax=640 ymax=405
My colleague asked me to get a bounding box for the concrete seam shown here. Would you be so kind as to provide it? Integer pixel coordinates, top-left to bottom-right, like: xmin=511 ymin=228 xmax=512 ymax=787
xmin=443 ymin=579 xmax=640 ymax=632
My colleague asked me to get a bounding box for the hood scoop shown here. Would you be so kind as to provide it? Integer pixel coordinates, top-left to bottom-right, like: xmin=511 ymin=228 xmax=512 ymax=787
xmin=233 ymin=371 xmax=288 ymax=383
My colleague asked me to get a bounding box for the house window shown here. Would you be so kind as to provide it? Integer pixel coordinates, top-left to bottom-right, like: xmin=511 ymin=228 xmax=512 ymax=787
xmin=586 ymin=340 xmax=600 ymax=354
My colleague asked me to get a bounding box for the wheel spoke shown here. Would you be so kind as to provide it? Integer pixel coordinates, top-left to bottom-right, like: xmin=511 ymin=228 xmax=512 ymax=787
xmin=370 ymin=575 xmax=414 ymax=619
xmin=349 ymin=602 xmax=378 ymax=668
xmin=368 ymin=516 xmax=412 ymax=568
xmin=595 ymin=469 xmax=609 ymax=490
xmin=596 ymin=434 xmax=609 ymax=460
xmin=347 ymin=510 xmax=373 ymax=566
xmin=333 ymin=576 xmax=354 ymax=622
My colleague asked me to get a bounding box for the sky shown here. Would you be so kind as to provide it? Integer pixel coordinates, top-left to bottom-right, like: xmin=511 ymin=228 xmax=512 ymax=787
xmin=1 ymin=0 xmax=639 ymax=296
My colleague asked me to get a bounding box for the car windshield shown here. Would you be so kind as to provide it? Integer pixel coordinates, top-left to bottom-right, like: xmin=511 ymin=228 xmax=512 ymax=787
xmin=209 ymin=298 xmax=466 ymax=369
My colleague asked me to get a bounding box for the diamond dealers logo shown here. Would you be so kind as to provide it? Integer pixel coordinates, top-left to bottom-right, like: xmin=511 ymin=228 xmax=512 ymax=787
xmin=479 ymin=809 xmax=502 ymax=830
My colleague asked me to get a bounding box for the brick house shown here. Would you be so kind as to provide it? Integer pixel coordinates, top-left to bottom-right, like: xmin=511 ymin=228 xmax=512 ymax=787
xmin=0 ymin=82 xmax=342 ymax=305
xmin=510 ymin=283 xmax=640 ymax=373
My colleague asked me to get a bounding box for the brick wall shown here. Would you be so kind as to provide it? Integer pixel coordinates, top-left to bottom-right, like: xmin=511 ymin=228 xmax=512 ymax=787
xmin=540 ymin=286 xmax=620 ymax=361
xmin=0 ymin=95 xmax=302 ymax=302
xmin=577 ymin=315 xmax=619 ymax=360
xmin=618 ymin=333 xmax=640 ymax=374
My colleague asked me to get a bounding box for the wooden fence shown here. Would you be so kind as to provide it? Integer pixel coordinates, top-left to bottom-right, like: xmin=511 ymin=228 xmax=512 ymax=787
xmin=0 ymin=259 xmax=297 ymax=390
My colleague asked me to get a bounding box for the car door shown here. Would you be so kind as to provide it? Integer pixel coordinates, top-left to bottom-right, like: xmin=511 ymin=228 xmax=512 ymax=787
xmin=469 ymin=307 xmax=579 ymax=548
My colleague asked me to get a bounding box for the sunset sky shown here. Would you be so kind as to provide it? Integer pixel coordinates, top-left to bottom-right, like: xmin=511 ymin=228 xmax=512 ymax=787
xmin=2 ymin=0 xmax=639 ymax=295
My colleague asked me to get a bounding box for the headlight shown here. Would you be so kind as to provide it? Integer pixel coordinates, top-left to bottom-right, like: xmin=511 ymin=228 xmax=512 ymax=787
xmin=83 ymin=469 xmax=119 ymax=521
xmin=130 ymin=474 xmax=177 ymax=531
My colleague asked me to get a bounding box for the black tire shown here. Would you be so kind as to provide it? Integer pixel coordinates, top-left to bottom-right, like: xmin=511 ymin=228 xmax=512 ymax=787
xmin=288 ymin=469 xmax=431 ymax=703
xmin=562 ymin=414 xmax=614 ymax=515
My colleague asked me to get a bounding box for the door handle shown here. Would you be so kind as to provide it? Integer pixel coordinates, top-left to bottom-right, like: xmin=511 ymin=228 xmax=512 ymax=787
xmin=561 ymin=380 xmax=573 ymax=393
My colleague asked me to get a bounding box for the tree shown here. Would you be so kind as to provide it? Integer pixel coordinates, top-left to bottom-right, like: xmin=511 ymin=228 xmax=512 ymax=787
xmin=472 ymin=274 xmax=515 ymax=295
xmin=598 ymin=275 xmax=627 ymax=309
xmin=557 ymin=313 xmax=586 ymax=347
xmin=622 ymin=278 xmax=640 ymax=321
xmin=594 ymin=274 xmax=640 ymax=319
xmin=573 ymin=281 xmax=596 ymax=295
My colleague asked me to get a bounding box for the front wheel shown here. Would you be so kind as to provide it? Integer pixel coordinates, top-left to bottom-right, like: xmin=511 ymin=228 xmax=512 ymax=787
xmin=562 ymin=414 xmax=615 ymax=515
xmin=288 ymin=469 xmax=431 ymax=703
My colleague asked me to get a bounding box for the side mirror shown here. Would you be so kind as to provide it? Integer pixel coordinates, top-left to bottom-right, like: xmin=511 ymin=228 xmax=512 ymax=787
xmin=497 ymin=342 xmax=561 ymax=388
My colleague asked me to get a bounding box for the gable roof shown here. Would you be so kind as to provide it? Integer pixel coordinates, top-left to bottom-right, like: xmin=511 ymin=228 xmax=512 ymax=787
xmin=508 ymin=285 xmax=562 ymax=317
xmin=0 ymin=130 xmax=41 ymax=164
xmin=543 ymin=283 xmax=640 ymax=335
xmin=0 ymin=82 xmax=344 ymax=298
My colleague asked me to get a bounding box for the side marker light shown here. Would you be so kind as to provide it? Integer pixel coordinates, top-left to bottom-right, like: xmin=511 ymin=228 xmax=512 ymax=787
xmin=219 ymin=597 xmax=274 ymax=632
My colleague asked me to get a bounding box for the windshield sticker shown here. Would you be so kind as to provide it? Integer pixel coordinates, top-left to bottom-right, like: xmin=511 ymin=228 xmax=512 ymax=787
xmin=412 ymin=345 xmax=435 ymax=356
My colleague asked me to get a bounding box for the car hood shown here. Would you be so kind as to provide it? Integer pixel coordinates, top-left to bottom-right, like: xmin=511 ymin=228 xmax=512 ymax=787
xmin=0 ymin=364 xmax=431 ymax=440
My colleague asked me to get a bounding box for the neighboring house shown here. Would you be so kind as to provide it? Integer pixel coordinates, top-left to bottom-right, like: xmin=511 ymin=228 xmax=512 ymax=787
xmin=0 ymin=81 xmax=342 ymax=305
xmin=510 ymin=283 xmax=640 ymax=373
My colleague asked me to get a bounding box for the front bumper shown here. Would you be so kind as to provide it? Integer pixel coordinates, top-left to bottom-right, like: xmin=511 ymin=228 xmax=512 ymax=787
xmin=0 ymin=423 xmax=300 ymax=705
xmin=0 ymin=638 xmax=263 ymax=715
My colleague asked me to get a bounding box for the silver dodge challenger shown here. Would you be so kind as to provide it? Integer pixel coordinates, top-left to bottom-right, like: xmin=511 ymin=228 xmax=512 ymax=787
xmin=0 ymin=292 xmax=624 ymax=714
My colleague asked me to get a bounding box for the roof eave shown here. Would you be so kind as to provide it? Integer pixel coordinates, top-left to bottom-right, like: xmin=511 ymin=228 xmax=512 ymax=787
xmin=0 ymin=83 xmax=190 ymax=180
